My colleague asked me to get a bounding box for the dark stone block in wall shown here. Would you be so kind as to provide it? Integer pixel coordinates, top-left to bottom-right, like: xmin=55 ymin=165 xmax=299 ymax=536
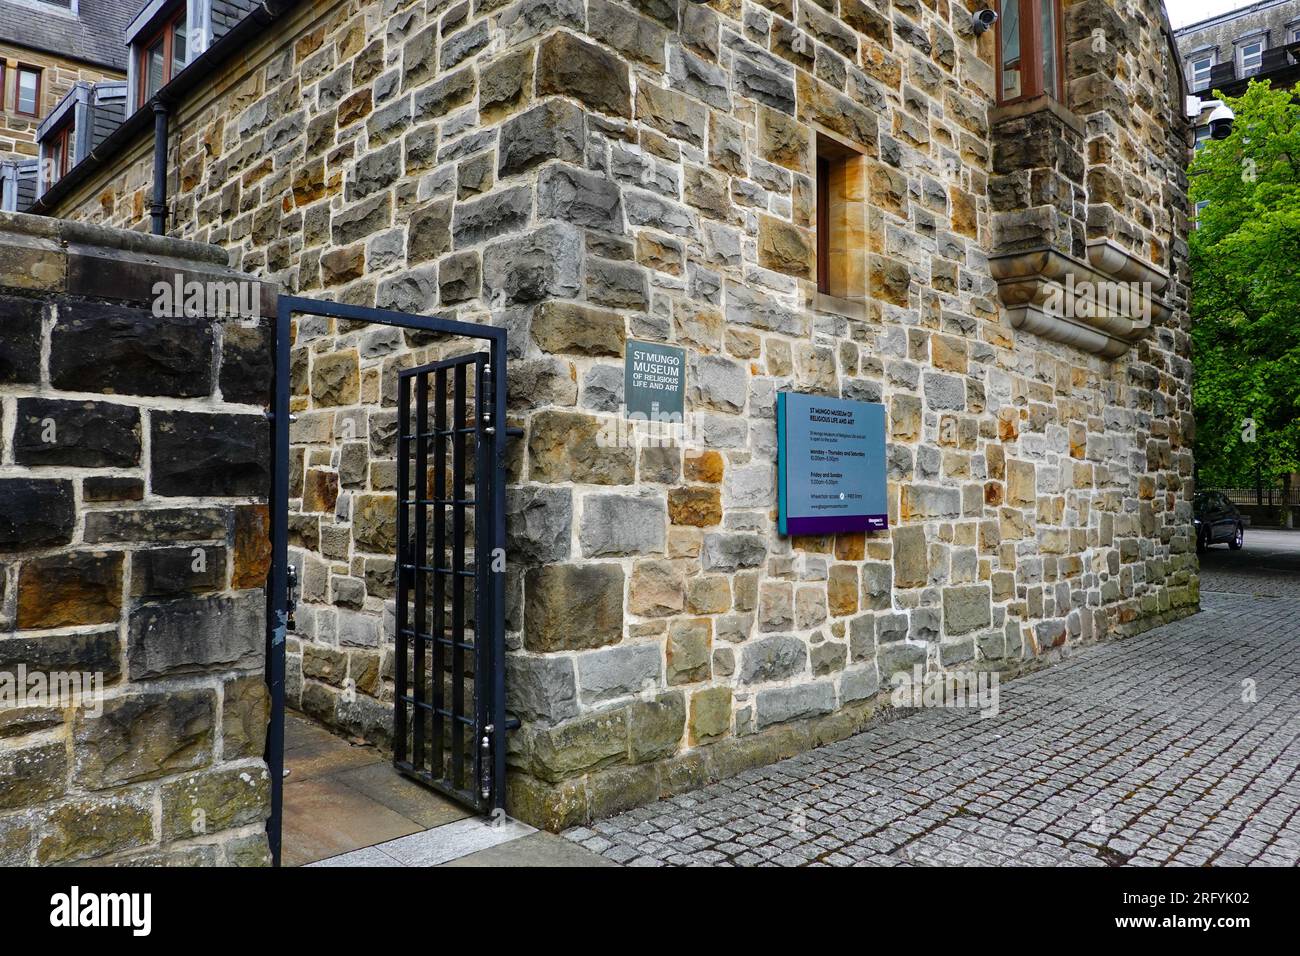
xmin=0 ymin=628 xmax=122 ymax=684
xmin=131 ymin=545 xmax=228 ymax=600
xmin=13 ymin=398 xmax=142 ymax=467
xmin=71 ymin=689 xmax=216 ymax=790
xmin=127 ymin=591 xmax=264 ymax=680
xmin=0 ymin=479 xmax=75 ymax=551
xmin=50 ymin=302 xmax=214 ymax=398
xmin=498 ymin=99 xmax=585 ymax=177
xmin=537 ymin=30 xmax=632 ymax=118
xmin=219 ymin=322 xmax=273 ymax=406
xmin=83 ymin=476 xmax=145 ymax=502
xmin=16 ymin=550 xmax=124 ymax=629
xmin=83 ymin=507 xmax=227 ymax=543
xmin=0 ymin=296 xmax=42 ymax=385
xmin=151 ymin=410 xmax=271 ymax=497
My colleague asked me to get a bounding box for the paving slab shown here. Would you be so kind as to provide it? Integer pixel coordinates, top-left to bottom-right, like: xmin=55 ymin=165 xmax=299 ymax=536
xmin=442 ymin=831 xmax=620 ymax=867
xmin=282 ymin=776 xmax=424 ymax=867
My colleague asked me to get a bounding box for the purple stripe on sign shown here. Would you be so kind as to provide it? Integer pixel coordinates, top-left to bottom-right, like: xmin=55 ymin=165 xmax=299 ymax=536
xmin=785 ymin=514 xmax=889 ymax=535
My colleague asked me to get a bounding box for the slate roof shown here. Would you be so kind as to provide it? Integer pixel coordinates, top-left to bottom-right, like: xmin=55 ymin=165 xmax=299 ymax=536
xmin=0 ymin=0 xmax=134 ymax=72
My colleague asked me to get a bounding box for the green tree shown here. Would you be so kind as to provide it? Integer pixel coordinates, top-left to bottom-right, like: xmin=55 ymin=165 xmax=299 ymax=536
xmin=1188 ymin=80 xmax=1300 ymax=491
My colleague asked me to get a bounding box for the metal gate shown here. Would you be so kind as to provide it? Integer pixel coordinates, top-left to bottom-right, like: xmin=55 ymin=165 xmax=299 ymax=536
xmin=393 ymin=353 xmax=504 ymax=811
xmin=266 ymin=296 xmax=510 ymax=866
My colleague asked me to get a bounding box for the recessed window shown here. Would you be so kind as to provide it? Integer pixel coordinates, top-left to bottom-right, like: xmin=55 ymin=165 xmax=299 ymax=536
xmin=44 ymin=121 xmax=75 ymax=187
xmin=16 ymin=66 xmax=41 ymax=117
xmin=996 ymin=0 xmax=1064 ymax=104
xmin=1193 ymin=200 xmax=1209 ymax=230
xmin=137 ymin=6 xmax=189 ymax=103
xmin=1238 ymin=40 xmax=1263 ymax=77
xmin=1194 ymin=126 xmax=1211 ymax=151
xmin=815 ymin=137 xmax=867 ymax=301
xmin=1189 ymin=56 xmax=1213 ymax=92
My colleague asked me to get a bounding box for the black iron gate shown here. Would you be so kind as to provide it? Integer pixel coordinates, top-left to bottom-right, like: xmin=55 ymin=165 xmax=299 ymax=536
xmin=266 ymin=296 xmax=509 ymax=866
xmin=393 ymin=353 xmax=503 ymax=811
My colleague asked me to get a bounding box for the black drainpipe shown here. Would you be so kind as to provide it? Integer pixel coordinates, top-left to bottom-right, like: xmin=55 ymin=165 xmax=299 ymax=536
xmin=150 ymin=101 xmax=169 ymax=236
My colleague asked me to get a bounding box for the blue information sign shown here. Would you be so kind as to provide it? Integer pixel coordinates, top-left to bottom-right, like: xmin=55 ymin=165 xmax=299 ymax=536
xmin=777 ymin=392 xmax=887 ymax=535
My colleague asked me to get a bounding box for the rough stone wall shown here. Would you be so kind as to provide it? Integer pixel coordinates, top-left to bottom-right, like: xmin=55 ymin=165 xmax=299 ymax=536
xmin=45 ymin=0 xmax=1195 ymax=832
xmin=0 ymin=45 xmax=123 ymax=164
xmin=0 ymin=213 xmax=275 ymax=865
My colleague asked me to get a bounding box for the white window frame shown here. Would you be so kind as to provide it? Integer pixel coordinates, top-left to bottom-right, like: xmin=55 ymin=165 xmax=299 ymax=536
xmin=1236 ymin=37 xmax=1264 ymax=78
xmin=1193 ymin=200 xmax=1209 ymax=230
xmin=1188 ymin=55 xmax=1214 ymax=91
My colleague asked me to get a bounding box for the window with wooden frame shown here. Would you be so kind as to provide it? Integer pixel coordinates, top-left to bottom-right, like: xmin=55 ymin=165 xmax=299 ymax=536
xmin=15 ymin=65 xmax=41 ymax=117
xmin=44 ymin=120 xmax=75 ymax=187
xmin=815 ymin=136 xmax=868 ymax=303
xmin=136 ymin=5 xmax=190 ymax=104
xmin=996 ymin=0 xmax=1064 ymax=105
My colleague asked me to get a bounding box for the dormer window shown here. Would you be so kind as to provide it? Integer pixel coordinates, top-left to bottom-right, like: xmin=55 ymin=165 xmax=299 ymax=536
xmin=137 ymin=5 xmax=189 ymax=103
xmin=1237 ymin=39 xmax=1263 ymax=78
xmin=1188 ymin=54 xmax=1214 ymax=92
xmin=44 ymin=120 xmax=75 ymax=187
xmin=996 ymin=0 xmax=1064 ymax=105
xmin=127 ymin=1 xmax=221 ymax=112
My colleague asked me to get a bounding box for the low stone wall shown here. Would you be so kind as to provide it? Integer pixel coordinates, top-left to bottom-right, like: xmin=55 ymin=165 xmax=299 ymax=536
xmin=0 ymin=212 xmax=275 ymax=865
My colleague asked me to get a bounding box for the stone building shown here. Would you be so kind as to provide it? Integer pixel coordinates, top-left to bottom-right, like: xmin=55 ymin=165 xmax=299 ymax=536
xmin=1175 ymin=0 xmax=1300 ymax=97
xmin=10 ymin=0 xmax=1198 ymax=847
xmin=0 ymin=0 xmax=132 ymax=207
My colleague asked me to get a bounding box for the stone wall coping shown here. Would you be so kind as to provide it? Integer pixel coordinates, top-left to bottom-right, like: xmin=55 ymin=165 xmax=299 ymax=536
xmin=0 ymin=210 xmax=230 ymax=267
xmin=0 ymin=209 xmax=276 ymax=310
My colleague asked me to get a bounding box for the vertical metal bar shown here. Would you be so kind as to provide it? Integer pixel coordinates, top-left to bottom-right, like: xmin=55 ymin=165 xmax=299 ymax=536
xmin=431 ymin=366 xmax=447 ymax=778
xmin=264 ymin=300 xmax=291 ymax=867
xmin=394 ymin=373 xmax=411 ymax=767
xmin=472 ymin=356 xmax=490 ymax=806
xmin=490 ymin=336 xmax=508 ymax=811
xmin=412 ymin=372 xmax=429 ymax=772
xmin=450 ymin=361 xmax=467 ymax=792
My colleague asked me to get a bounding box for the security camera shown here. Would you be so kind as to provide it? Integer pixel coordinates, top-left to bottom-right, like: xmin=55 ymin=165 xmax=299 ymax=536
xmin=1207 ymin=102 xmax=1235 ymax=140
xmin=972 ymin=8 xmax=998 ymax=35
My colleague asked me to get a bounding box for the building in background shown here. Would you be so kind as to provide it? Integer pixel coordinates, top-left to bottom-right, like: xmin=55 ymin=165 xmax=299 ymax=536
xmin=1177 ymin=0 xmax=1300 ymax=231
xmin=1177 ymin=0 xmax=1300 ymax=100
xmin=0 ymin=0 xmax=133 ymax=207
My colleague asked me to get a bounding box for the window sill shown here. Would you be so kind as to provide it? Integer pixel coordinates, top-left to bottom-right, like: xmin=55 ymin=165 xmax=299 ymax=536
xmin=810 ymin=291 xmax=868 ymax=321
xmin=990 ymin=94 xmax=1084 ymax=136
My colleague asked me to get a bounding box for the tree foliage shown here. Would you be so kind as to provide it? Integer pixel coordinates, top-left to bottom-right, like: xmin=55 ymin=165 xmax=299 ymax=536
xmin=1188 ymin=80 xmax=1300 ymax=488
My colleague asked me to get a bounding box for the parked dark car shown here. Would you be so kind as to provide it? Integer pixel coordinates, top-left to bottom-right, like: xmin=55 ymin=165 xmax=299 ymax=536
xmin=1193 ymin=492 xmax=1245 ymax=552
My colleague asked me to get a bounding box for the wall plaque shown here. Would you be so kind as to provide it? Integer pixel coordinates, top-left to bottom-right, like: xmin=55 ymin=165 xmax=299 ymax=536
xmin=624 ymin=340 xmax=685 ymax=420
xmin=777 ymin=391 xmax=887 ymax=535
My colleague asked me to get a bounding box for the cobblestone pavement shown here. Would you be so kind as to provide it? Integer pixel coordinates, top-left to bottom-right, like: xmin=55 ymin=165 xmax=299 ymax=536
xmin=563 ymin=546 xmax=1300 ymax=866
